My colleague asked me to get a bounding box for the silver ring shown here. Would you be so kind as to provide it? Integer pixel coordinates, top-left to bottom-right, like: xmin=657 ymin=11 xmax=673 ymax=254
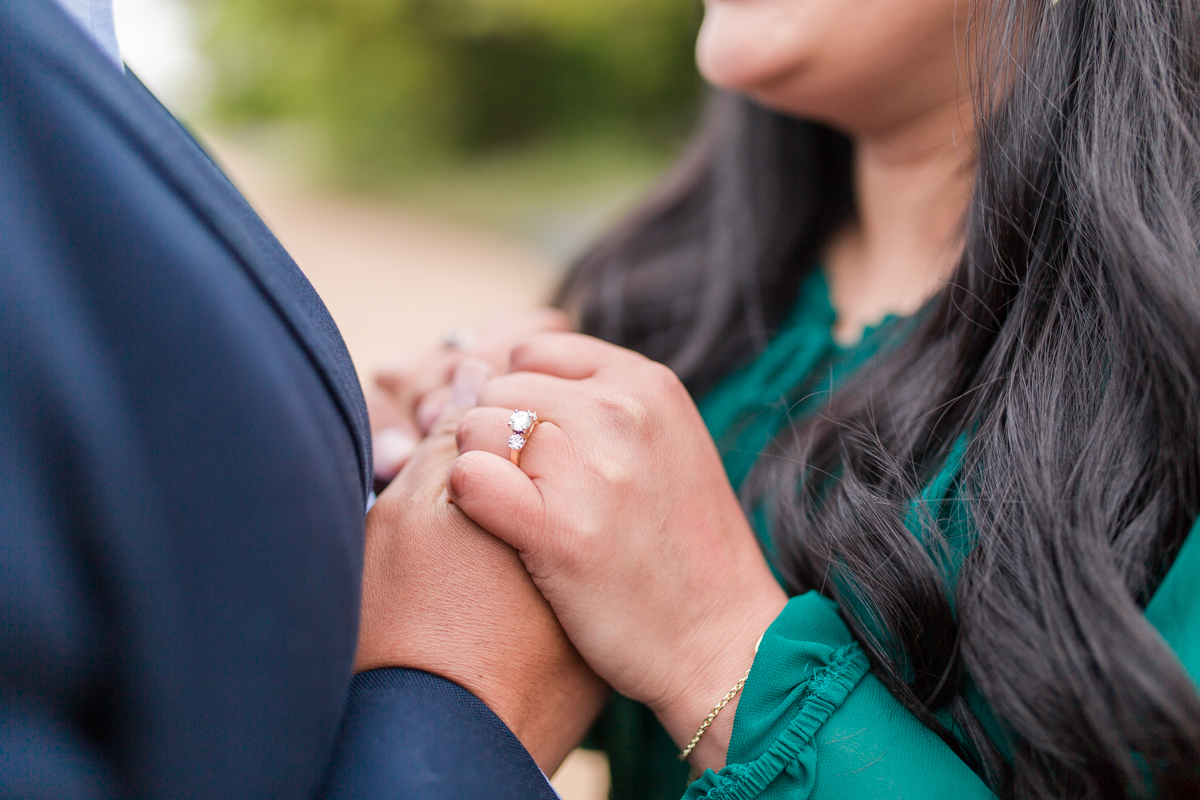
xmin=442 ymin=326 xmax=476 ymax=353
xmin=507 ymin=410 xmax=538 ymax=466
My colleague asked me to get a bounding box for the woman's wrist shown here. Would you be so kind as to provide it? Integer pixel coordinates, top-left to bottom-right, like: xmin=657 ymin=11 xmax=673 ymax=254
xmin=651 ymin=583 xmax=788 ymax=774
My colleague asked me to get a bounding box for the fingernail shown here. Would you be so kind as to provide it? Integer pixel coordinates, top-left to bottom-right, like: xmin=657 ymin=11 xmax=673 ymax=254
xmin=373 ymin=427 xmax=417 ymax=478
xmin=450 ymin=357 xmax=493 ymax=409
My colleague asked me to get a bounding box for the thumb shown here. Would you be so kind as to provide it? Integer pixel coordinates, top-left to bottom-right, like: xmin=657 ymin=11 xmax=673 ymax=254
xmin=447 ymin=450 xmax=543 ymax=554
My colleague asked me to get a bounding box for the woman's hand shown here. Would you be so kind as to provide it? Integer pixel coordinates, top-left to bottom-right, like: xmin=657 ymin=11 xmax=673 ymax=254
xmin=447 ymin=334 xmax=787 ymax=773
xmin=367 ymin=309 xmax=571 ymax=482
xmin=357 ymin=357 xmax=609 ymax=775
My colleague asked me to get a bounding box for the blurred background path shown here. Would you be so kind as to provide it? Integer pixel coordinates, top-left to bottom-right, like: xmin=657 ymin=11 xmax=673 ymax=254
xmin=199 ymin=132 xmax=560 ymax=378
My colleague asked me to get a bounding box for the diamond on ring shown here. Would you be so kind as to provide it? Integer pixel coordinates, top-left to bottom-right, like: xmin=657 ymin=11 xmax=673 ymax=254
xmin=507 ymin=410 xmax=538 ymax=465
xmin=509 ymin=410 xmax=536 ymax=434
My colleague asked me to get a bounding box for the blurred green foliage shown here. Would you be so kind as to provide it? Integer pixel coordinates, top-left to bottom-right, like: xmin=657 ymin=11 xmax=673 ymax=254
xmin=198 ymin=0 xmax=704 ymax=182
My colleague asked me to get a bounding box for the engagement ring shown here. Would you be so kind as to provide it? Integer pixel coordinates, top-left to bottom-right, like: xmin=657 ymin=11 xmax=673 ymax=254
xmin=507 ymin=410 xmax=538 ymax=466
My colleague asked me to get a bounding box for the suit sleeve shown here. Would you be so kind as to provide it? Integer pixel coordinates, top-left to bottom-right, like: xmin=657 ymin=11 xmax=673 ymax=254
xmin=319 ymin=670 xmax=559 ymax=799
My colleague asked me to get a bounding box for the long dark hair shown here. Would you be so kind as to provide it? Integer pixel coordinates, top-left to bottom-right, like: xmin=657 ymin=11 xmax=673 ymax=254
xmin=558 ymin=1 xmax=1200 ymax=797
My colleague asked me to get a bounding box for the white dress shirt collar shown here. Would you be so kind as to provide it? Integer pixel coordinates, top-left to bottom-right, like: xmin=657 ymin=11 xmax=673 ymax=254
xmin=53 ymin=0 xmax=123 ymax=70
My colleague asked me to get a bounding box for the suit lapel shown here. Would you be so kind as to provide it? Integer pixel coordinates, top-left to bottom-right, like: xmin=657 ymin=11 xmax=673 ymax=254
xmin=9 ymin=0 xmax=373 ymax=504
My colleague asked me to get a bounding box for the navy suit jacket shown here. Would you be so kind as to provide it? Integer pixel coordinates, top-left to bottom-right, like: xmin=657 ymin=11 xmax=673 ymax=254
xmin=0 ymin=2 xmax=555 ymax=797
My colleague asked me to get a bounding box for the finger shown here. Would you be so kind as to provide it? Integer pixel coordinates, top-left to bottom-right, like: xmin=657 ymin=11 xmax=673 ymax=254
xmin=447 ymin=450 xmax=543 ymax=554
xmin=456 ymin=407 xmax=568 ymax=486
xmin=508 ymin=332 xmax=640 ymax=380
xmin=474 ymin=308 xmax=573 ymax=361
xmin=475 ymin=371 xmax=582 ymax=417
xmin=394 ymin=357 xmax=494 ymax=500
xmin=366 ymin=387 xmax=420 ymax=480
xmin=375 ymin=349 xmax=461 ymax=421
xmin=373 ymin=309 xmax=569 ymax=425
xmin=373 ymin=427 xmax=419 ymax=480
xmin=468 ymin=311 xmax=571 ymax=374
xmin=427 ymin=357 xmax=495 ymax=439
xmin=414 ymin=384 xmax=453 ymax=435
xmin=456 ymin=406 xmax=517 ymax=460
xmin=365 ymin=386 xmax=414 ymax=434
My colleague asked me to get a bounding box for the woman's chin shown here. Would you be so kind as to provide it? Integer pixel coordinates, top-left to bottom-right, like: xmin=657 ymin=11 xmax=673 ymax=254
xmin=697 ymin=38 xmax=799 ymax=98
xmin=696 ymin=6 xmax=815 ymax=99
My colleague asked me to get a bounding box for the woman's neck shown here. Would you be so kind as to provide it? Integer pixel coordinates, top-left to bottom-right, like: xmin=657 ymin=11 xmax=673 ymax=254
xmin=824 ymin=102 xmax=975 ymax=344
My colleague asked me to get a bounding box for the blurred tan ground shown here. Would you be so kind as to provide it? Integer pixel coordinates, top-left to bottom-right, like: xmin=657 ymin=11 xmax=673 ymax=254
xmin=200 ymin=132 xmax=563 ymax=380
xmin=198 ymin=132 xmax=611 ymax=800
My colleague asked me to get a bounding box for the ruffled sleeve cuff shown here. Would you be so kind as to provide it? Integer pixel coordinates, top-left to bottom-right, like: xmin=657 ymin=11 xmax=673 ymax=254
xmin=683 ymin=592 xmax=869 ymax=800
xmin=684 ymin=592 xmax=995 ymax=800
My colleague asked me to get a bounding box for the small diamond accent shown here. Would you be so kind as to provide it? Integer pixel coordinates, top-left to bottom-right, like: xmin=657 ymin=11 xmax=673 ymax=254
xmin=508 ymin=434 xmax=527 ymax=451
xmin=508 ymin=410 xmax=535 ymax=433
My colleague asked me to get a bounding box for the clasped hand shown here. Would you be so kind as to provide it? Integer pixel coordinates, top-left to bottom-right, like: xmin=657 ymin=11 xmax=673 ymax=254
xmin=359 ymin=322 xmax=785 ymax=777
xmin=451 ymin=333 xmax=786 ymax=772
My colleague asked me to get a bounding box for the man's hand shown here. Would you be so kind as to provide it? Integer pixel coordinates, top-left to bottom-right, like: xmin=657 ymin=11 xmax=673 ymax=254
xmin=356 ymin=358 xmax=609 ymax=775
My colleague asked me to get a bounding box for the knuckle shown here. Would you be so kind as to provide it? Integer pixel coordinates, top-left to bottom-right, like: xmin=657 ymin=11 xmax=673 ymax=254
xmin=598 ymin=393 xmax=649 ymax=431
xmin=593 ymin=454 xmax=635 ymax=491
xmin=645 ymin=361 xmax=682 ymax=396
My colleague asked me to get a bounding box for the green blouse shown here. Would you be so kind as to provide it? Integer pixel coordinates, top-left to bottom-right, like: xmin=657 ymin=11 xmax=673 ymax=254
xmin=678 ymin=270 xmax=1200 ymax=799
xmin=589 ymin=269 xmax=1200 ymax=800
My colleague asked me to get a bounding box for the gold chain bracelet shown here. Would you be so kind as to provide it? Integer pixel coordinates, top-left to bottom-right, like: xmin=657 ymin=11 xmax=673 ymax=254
xmin=677 ymin=634 xmax=764 ymax=762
